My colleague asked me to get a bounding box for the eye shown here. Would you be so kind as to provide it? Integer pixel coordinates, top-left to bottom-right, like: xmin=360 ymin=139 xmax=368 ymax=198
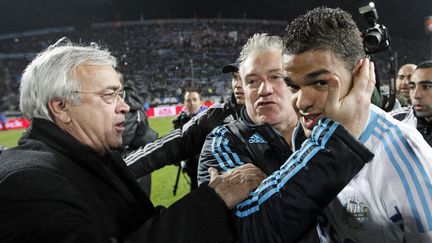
xmin=423 ymin=84 xmax=432 ymax=90
xmin=246 ymin=79 xmax=258 ymax=86
xmin=101 ymin=91 xmax=116 ymax=102
xmin=103 ymin=91 xmax=116 ymax=98
xmin=409 ymin=84 xmax=415 ymax=90
xmin=314 ymin=80 xmax=328 ymax=89
xmin=286 ymin=83 xmax=300 ymax=93
xmin=270 ymin=74 xmax=283 ymax=81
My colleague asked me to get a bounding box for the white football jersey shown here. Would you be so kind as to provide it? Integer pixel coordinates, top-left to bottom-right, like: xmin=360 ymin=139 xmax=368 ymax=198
xmin=318 ymin=105 xmax=432 ymax=243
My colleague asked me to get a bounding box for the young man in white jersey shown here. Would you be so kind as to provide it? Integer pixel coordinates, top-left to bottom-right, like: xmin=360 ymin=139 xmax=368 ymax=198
xmin=282 ymin=7 xmax=432 ymax=242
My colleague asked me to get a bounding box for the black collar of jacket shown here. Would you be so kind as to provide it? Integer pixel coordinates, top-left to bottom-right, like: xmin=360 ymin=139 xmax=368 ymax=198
xmin=239 ymin=107 xmax=293 ymax=157
xmin=22 ymin=118 xmax=155 ymax=218
xmin=225 ymin=93 xmax=243 ymax=119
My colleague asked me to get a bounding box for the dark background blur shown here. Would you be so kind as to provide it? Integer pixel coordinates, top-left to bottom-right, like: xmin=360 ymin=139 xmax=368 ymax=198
xmin=1 ymin=0 xmax=431 ymax=112
xmin=1 ymin=0 xmax=431 ymax=41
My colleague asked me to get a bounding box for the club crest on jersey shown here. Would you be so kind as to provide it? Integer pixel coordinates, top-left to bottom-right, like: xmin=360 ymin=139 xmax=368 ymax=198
xmin=342 ymin=196 xmax=369 ymax=229
xmin=248 ymin=133 xmax=267 ymax=144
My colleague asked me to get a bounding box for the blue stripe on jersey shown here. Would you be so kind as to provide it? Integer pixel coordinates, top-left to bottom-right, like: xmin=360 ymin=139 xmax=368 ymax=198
xmin=359 ymin=109 xmax=378 ymax=143
xmin=236 ymin=119 xmax=339 ymax=217
xmin=371 ymin=129 xmax=426 ymax=232
xmin=221 ymin=135 xmax=244 ymax=166
xmin=211 ymin=127 xmax=231 ymax=171
xmin=375 ymin=116 xmax=432 ymax=232
xmin=211 ymin=126 xmax=243 ymax=172
xmin=312 ymin=117 xmax=331 ymax=141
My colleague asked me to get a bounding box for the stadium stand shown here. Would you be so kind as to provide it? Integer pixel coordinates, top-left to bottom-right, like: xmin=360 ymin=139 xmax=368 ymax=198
xmin=0 ymin=19 xmax=429 ymax=112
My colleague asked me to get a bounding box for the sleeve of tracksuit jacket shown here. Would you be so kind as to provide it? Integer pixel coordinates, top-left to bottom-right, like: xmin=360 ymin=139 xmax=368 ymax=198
xmin=124 ymin=103 xmax=236 ymax=178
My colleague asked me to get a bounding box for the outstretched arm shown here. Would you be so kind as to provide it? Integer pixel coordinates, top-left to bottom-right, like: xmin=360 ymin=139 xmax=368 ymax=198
xmin=125 ymin=103 xmax=234 ymax=177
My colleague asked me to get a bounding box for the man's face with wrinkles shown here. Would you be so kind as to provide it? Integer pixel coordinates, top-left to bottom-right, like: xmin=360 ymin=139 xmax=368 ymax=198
xmin=240 ymin=49 xmax=296 ymax=128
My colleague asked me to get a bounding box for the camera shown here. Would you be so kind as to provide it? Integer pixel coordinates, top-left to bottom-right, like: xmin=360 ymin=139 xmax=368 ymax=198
xmin=359 ymin=2 xmax=390 ymax=54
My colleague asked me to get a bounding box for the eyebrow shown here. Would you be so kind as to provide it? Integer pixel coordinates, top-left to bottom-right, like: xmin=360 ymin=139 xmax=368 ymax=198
xmin=306 ymin=69 xmax=331 ymax=80
xmin=409 ymin=80 xmax=432 ymax=85
xmin=105 ymin=85 xmax=121 ymax=90
xmin=268 ymin=68 xmax=283 ymax=73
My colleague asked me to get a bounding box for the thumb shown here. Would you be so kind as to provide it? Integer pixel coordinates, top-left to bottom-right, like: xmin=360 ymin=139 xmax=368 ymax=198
xmin=208 ymin=167 xmax=220 ymax=182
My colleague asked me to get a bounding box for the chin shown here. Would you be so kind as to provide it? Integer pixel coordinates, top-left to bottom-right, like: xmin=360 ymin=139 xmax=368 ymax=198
xmin=303 ymin=127 xmax=312 ymax=138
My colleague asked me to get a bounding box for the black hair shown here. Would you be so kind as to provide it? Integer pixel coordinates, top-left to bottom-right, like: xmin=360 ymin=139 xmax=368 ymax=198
xmin=284 ymin=7 xmax=365 ymax=71
xmin=416 ymin=60 xmax=432 ymax=70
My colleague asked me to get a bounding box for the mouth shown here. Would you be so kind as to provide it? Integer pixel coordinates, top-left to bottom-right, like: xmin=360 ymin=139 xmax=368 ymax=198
xmin=400 ymin=89 xmax=410 ymax=94
xmin=414 ymin=104 xmax=425 ymax=110
xmin=114 ymin=121 xmax=125 ymax=133
xmin=234 ymin=91 xmax=244 ymax=97
xmin=300 ymin=113 xmax=322 ymax=130
xmin=256 ymin=100 xmax=276 ymax=108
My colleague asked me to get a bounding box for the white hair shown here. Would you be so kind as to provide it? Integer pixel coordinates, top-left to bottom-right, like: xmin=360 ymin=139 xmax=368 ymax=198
xmin=20 ymin=38 xmax=117 ymax=121
xmin=238 ymin=33 xmax=284 ymax=76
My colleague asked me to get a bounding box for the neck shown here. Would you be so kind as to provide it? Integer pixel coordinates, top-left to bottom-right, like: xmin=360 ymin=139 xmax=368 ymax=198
xmin=275 ymin=123 xmax=296 ymax=146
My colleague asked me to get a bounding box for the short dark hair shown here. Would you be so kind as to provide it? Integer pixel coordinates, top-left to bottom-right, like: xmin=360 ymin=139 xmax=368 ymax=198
xmin=284 ymin=7 xmax=365 ymax=71
xmin=416 ymin=60 xmax=432 ymax=70
xmin=184 ymin=89 xmax=201 ymax=99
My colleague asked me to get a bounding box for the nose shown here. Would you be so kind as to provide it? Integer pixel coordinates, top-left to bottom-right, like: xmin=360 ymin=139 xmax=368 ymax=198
xmin=116 ymin=97 xmax=130 ymax=114
xmin=258 ymin=79 xmax=273 ymax=96
xmin=411 ymin=86 xmax=422 ymax=100
xmin=295 ymin=88 xmax=314 ymax=112
xmin=233 ymin=78 xmax=242 ymax=88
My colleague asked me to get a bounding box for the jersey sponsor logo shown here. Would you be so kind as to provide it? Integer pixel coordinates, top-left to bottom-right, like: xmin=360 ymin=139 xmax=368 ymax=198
xmin=342 ymin=196 xmax=369 ymax=229
xmin=248 ymin=133 xmax=267 ymax=144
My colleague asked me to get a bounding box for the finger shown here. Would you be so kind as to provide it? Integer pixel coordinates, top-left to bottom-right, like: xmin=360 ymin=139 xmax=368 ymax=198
xmin=228 ymin=173 xmax=242 ymax=184
xmin=350 ymin=58 xmax=370 ymax=95
xmin=232 ymin=164 xmax=267 ymax=178
xmin=208 ymin=167 xmax=220 ymax=183
xmin=240 ymin=175 xmax=262 ymax=189
xmin=352 ymin=58 xmax=364 ymax=77
xmin=239 ymin=168 xmax=267 ymax=181
xmin=365 ymin=61 xmax=376 ymax=100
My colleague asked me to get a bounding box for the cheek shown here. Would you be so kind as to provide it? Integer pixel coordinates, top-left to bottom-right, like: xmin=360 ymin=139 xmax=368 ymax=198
xmin=425 ymin=91 xmax=432 ymax=103
xmin=244 ymin=89 xmax=256 ymax=101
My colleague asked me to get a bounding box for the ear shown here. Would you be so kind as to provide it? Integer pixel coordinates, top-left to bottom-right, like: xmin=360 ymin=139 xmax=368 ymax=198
xmin=48 ymin=99 xmax=71 ymax=124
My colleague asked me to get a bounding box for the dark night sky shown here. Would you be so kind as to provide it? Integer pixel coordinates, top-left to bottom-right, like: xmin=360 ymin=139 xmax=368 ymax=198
xmin=1 ymin=0 xmax=431 ymax=41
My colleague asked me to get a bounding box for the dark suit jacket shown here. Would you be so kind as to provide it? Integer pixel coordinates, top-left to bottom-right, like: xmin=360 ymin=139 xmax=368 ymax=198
xmin=0 ymin=119 xmax=235 ymax=243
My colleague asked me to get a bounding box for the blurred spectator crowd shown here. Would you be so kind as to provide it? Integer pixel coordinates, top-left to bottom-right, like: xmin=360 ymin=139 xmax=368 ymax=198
xmin=0 ymin=18 xmax=430 ymax=112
